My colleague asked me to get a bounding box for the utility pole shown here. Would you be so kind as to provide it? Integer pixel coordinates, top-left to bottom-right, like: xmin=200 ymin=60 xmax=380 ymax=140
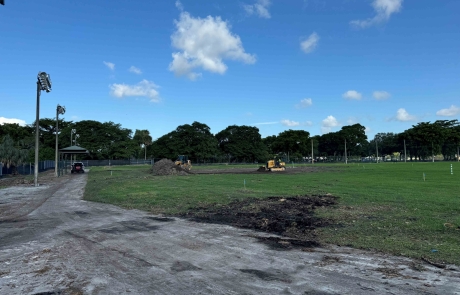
xmin=375 ymin=140 xmax=379 ymax=163
xmin=34 ymin=82 xmax=41 ymax=187
xmin=311 ymin=139 xmax=314 ymax=164
xmin=404 ymin=139 xmax=407 ymax=163
xmin=344 ymin=139 xmax=347 ymax=164
xmin=55 ymin=105 xmax=65 ymax=177
xmin=457 ymin=145 xmax=459 ymax=162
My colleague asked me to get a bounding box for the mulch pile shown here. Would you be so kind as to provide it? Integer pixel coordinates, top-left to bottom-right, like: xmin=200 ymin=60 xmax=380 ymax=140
xmin=150 ymin=159 xmax=192 ymax=176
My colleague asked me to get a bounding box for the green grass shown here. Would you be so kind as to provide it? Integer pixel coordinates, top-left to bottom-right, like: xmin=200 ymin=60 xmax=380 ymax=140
xmin=84 ymin=162 xmax=460 ymax=265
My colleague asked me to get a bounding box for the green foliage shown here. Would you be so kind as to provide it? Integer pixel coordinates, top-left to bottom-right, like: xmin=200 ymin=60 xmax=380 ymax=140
xmin=150 ymin=121 xmax=219 ymax=162
xmin=60 ymin=120 xmax=137 ymax=160
xmin=133 ymin=129 xmax=152 ymax=159
xmin=0 ymin=135 xmax=30 ymax=173
xmin=215 ymin=125 xmax=267 ymax=162
xmin=272 ymin=129 xmax=310 ymax=161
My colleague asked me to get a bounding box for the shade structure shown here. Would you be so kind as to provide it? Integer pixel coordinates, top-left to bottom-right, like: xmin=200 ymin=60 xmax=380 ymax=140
xmin=59 ymin=145 xmax=90 ymax=155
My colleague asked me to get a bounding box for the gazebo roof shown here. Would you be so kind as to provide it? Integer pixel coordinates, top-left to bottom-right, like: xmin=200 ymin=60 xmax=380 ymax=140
xmin=59 ymin=145 xmax=89 ymax=154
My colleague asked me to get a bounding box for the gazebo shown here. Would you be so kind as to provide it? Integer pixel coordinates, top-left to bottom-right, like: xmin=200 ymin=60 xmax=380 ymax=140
xmin=58 ymin=146 xmax=89 ymax=175
xmin=59 ymin=145 xmax=90 ymax=160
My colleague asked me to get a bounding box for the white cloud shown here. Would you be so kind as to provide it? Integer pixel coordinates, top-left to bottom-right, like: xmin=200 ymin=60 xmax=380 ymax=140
xmin=253 ymin=121 xmax=278 ymax=125
xmin=436 ymin=105 xmax=460 ymax=117
xmin=321 ymin=115 xmax=339 ymax=133
xmin=304 ymin=121 xmax=313 ymax=126
xmin=395 ymin=108 xmax=416 ymax=121
xmin=0 ymin=117 xmax=26 ymax=126
xmin=175 ymin=0 xmax=184 ymax=11
xmin=300 ymin=32 xmax=319 ymax=54
xmin=365 ymin=126 xmax=372 ymax=134
xmin=281 ymin=119 xmax=300 ymax=127
xmin=343 ymin=90 xmax=362 ymax=100
xmin=243 ymin=0 xmax=271 ymax=19
xmin=373 ymin=90 xmax=391 ymax=100
xmin=296 ymin=98 xmax=313 ymax=109
xmin=110 ymin=79 xmax=160 ymax=102
xmin=129 ymin=66 xmax=142 ymax=75
xmin=350 ymin=0 xmax=403 ymax=29
xmin=103 ymin=61 xmax=115 ymax=71
xmin=169 ymin=12 xmax=256 ymax=80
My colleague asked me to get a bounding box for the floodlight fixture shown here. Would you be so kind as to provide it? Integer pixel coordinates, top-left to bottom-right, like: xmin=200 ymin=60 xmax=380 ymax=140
xmin=57 ymin=105 xmax=66 ymax=115
xmin=38 ymin=71 xmax=52 ymax=92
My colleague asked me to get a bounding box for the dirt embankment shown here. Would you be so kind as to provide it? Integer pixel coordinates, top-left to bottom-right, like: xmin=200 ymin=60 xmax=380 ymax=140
xmin=179 ymin=194 xmax=337 ymax=249
xmin=150 ymin=159 xmax=192 ymax=176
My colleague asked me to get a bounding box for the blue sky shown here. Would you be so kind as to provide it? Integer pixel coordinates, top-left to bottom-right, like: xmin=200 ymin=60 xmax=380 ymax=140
xmin=1 ymin=0 xmax=459 ymax=140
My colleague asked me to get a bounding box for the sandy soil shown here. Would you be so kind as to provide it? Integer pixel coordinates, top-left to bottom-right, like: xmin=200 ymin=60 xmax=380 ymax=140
xmin=1 ymin=171 xmax=460 ymax=294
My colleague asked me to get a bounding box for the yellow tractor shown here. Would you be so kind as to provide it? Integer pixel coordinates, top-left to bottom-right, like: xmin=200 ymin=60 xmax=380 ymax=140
xmin=175 ymin=155 xmax=192 ymax=170
xmin=258 ymin=159 xmax=286 ymax=172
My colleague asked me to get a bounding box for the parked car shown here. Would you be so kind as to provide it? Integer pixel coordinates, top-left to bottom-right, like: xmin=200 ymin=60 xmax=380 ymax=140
xmin=71 ymin=162 xmax=85 ymax=173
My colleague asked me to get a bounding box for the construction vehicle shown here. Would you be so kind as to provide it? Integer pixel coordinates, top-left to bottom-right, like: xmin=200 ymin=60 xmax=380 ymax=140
xmin=175 ymin=155 xmax=192 ymax=170
xmin=258 ymin=159 xmax=286 ymax=172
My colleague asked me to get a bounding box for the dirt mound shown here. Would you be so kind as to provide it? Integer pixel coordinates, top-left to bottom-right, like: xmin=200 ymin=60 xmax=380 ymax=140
xmin=179 ymin=195 xmax=337 ymax=248
xmin=150 ymin=158 xmax=192 ymax=176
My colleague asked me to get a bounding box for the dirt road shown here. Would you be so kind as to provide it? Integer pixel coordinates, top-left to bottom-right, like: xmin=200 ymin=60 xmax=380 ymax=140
xmin=1 ymin=173 xmax=459 ymax=294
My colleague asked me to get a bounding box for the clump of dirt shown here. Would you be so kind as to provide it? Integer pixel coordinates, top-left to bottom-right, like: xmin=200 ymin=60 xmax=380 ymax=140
xmin=179 ymin=195 xmax=337 ymax=247
xmin=150 ymin=159 xmax=192 ymax=176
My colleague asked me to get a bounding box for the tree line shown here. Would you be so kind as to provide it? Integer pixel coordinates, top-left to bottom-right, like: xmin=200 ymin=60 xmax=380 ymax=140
xmin=1 ymin=118 xmax=459 ymax=171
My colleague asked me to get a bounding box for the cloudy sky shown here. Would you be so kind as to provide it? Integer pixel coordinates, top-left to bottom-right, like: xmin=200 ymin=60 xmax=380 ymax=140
xmin=1 ymin=0 xmax=459 ymax=139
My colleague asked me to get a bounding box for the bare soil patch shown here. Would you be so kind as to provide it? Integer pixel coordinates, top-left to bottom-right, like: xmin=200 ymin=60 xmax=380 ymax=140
xmin=178 ymin=194 xmax=337 ymax=248
xmin=0 ymin=170 xmax=64 ymax=188
xmin=150 ymin=159 xmax=192 ymax=176
xmin=191 ymin=166 xmax=329 ymax=175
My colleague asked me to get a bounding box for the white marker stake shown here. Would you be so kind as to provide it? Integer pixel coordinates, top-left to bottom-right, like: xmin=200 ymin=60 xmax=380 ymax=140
xmin=451 ymin=164 xmax=453 ymax=175
xmin=423 ymin=173 xmax=425 ymax=182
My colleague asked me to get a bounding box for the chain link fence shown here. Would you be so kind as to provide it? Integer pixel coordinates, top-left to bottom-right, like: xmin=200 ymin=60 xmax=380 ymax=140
xmin=0 ymin=159 xmax=153 ymax=177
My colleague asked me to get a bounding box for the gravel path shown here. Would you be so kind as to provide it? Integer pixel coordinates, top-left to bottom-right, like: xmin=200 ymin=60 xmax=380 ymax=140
xmin=1 ymin=172 xmax=459 ymax=295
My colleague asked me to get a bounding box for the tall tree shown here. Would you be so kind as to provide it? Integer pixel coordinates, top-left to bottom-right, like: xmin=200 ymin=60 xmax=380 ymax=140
xmin=0 ymin=135 xmax=30 ymax=174
xmin=133 ymin=129 xmax=152 ymax=160
xmin=215 ymin=125 xmax=266 ymax=163
xmin=272 ymin=130 xmax=310 ymax=162
xmin=339 ymin=124 xmax=367 ymax=158
xmin=150 ymin=122 xmax=219 ymax=163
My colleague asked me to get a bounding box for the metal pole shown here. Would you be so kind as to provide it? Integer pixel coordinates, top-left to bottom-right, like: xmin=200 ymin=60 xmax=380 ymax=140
xmin=311 ymin=139 xmax=314 ymax=164
xmin=34 ymin=82 xmax=40 ymax=187
xmin=375 ymin=140 xmax=379 ymax=163
xmin=432 ymin=142 xmax=434 ymax=163
xmin=404 ymin=139 xmax=407 ymax=163
xmin=55 ymin=106 xmax=59 ymax=177
xmin=344 ymin=139 xmax=347 ymax=164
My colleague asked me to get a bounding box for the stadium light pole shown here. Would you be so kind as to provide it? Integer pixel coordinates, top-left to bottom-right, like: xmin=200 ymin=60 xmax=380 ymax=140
xmin=35 ymin=72 xmax=52 ymax=187
xmin=55 ymin=105 xmax=65 ymax=177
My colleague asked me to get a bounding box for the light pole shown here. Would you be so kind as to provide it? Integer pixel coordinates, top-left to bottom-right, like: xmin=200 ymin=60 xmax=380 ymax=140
xmin=71 ymin=129 xmax=76 ymax=164
xmin=35 ymin=72 xmax=52 ymax=187
xmin=55 ymin=105 xmax=65 ymax=177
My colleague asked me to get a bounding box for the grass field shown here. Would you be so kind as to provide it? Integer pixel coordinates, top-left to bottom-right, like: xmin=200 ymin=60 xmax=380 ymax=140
xmin=84 ymin=162 xmax=460 ymax=265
